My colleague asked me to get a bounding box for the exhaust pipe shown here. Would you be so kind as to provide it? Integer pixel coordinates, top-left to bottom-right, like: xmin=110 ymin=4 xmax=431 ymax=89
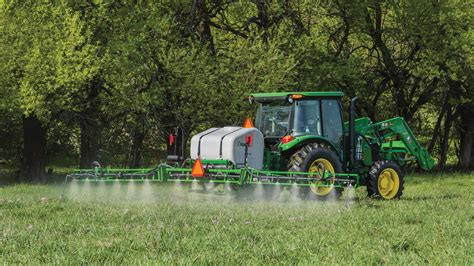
xmin=349 ymin=97 xmax=358 ymax=170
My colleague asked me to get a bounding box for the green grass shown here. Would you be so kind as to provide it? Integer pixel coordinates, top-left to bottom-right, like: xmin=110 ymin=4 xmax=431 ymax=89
xmin=0 ymin=173 xmax=473 ymax=264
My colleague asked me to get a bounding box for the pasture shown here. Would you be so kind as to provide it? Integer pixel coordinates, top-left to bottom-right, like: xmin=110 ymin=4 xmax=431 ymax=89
xmin=0 ymin=173 xmax=472 ymax=264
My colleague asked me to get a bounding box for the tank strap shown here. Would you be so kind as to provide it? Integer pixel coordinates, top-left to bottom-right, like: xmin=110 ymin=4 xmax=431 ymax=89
xmin=198 ymin=128 xmax=220 ymax=156
xmin=219 ymin=128 xmax=243 ymax=158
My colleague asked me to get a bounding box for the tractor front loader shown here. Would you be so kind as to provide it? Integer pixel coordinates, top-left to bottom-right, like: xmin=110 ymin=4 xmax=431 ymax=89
xmin=67 ymin=92 xmax=434 ymax=200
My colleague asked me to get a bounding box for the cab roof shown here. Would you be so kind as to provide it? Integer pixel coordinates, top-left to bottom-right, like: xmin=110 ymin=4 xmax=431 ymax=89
xmin=249 ymin=91 xmax=344 ymax=102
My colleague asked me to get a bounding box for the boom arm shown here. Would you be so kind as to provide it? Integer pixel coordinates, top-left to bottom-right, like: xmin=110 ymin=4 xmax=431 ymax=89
xmin=350 ymin=116 xmax=435 ymax=170
xmin=367 ymin=117 xmax=434 ymax=170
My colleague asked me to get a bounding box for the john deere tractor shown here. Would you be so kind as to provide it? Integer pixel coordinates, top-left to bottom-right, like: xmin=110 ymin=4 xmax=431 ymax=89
xmin=245 ymin=91 xmax=433 ymax=200
xmin=67 ymin=91 xmax=434 ymax=201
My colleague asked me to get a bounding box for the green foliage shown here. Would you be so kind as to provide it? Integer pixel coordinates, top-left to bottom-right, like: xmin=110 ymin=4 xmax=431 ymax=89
xmin=0 ymin=1 xmax=472 ymax=169
xmin=0 ymin=2 xmax=97 ymax=119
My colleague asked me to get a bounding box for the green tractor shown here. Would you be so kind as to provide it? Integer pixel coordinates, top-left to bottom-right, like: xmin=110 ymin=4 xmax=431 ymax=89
xmin=247 ymin=91 xmax=433 ymax=200
xmin=67 ymin=91 xmax=434 ymax=201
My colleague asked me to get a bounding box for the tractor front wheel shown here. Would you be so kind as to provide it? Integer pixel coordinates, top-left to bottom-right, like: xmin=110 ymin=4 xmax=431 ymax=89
xmin=367 ymin=161 xmax=404 ymax=200
xmin=288 ymin=143 xmax=343 ymax=200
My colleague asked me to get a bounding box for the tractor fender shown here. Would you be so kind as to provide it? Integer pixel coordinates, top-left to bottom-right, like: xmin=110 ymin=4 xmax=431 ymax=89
xmin=279 ymin=135 xmax=339 ymax=158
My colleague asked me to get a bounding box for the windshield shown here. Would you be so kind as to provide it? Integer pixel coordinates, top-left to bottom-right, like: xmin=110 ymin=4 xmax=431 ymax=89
xmin=255 ymin=101 xmax=291 ymax=138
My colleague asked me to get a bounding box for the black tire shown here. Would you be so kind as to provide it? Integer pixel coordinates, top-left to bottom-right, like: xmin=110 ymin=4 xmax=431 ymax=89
xmin=367 ymin=161 xmax=404 ymax=200
xmin=288 ymin=143 xmax=343 ymax=200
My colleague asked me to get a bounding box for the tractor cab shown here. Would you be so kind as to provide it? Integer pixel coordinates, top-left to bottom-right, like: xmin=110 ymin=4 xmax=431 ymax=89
xmin=250 ymin=92 xmax=345 ymax=151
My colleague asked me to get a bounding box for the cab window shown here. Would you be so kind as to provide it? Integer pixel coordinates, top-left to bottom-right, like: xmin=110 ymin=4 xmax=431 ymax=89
xmin=321 ymin=100 xmax=343 ymax=145
xmin=255 ymin=101 xmax=291 ymax=138
xmin=292 ymin=100 xmax=321 ymax=135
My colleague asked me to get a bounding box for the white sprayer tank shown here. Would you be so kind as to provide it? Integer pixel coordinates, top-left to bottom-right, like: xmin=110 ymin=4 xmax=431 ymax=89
xmin=190 ymin=127 xmax=264 ymax=170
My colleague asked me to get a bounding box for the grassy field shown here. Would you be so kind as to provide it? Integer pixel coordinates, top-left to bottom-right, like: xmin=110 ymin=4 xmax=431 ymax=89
xmin=0 ymin=173 xmax=472 ymax=264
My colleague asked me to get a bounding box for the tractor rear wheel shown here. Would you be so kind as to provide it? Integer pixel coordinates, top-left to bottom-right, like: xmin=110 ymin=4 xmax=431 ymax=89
xmin=367 ymin=161 xmax=404 ymax=200
xmin=288 ymin=143 xmax=343 ymax=200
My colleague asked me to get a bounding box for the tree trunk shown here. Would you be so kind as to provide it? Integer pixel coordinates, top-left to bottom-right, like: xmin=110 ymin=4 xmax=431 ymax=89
xmin=471 ymin=141 xmax=474 ymax=170
xmin=20 ymin=115 xmax=47 ymax=183
xmin=195 ymin=0 xmax=215 ymax=53
xmin=428 ymin=95 xmax=449 ymax=154
xmin=256 ymin=0 xmax=270 ymax=42
xmin=128 ymin=128 xmax=145 ymax=168
xmin=366 ymin=4 xmax=409 ymax=120
xmin=438 ymin=105 xmax=454 ymax=170
xmin=79 ymin=119 xmax=101 ymax=168
xmin=79 ymin=79 xmax=102 ymax=168
xmin=458 ymin=105 xmax=474 ymax=170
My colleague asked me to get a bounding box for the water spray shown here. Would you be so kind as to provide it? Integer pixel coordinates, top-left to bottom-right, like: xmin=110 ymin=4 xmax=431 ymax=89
xmin=344 ymin=183 xmax=356 ymax=208
xmin=142 ymin=179 xmax=154 ymax=202
xmin=272 ymin=182 xmax=282 ymax=201
xmin=126 ymin=180 xmax=136 ymax=200
xmin=253 ymin=181 xmax=264 ymax=200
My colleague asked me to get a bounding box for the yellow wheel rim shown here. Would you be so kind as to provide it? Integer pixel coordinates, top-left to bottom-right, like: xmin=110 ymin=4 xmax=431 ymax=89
xmin=377 ymin=168 xmax=400 ymax=199
xmin=308 ymin=158 xmax=335 ymax=196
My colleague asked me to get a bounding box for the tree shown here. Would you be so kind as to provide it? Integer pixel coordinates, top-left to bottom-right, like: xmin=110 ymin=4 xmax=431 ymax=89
xmin=0 ymin=2 xmax=102 ymax=180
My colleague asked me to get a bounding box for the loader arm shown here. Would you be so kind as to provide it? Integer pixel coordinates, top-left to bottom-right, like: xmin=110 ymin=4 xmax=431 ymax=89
xmin=369 ymin=117 xmax=434 ymax=170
